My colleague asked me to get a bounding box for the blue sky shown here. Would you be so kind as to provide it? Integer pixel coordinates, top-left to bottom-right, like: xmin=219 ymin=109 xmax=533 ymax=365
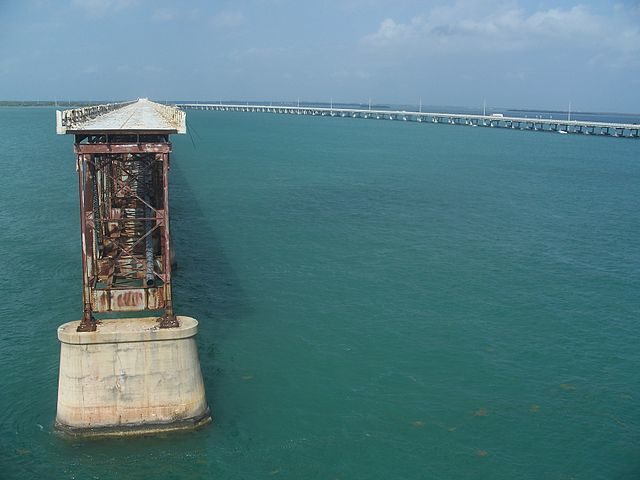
xmin=1 ymin=0 xmax=639 ymax=112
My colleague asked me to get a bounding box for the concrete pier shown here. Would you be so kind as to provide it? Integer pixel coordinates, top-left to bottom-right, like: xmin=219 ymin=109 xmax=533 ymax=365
xmin=56 ymin=316 xmax=210 ymax=437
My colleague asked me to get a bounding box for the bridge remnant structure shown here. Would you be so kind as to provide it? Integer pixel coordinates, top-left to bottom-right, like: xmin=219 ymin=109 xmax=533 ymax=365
xmin=55 ymin=99 xmax=210 ymax=436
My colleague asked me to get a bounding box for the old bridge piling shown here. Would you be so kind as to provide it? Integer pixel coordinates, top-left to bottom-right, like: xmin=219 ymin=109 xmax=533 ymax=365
xmin=55 ymin=98 xmax=210 ymax=436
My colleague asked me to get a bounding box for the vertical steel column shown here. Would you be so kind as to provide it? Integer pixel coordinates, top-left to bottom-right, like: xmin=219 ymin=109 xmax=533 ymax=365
xmin=143 ymin=159 xmax=155 ymax=287
xmin=77 ymin=153 xmax=96 ymax=332
xmin=159 ymin=151 xmax=178 ymax=328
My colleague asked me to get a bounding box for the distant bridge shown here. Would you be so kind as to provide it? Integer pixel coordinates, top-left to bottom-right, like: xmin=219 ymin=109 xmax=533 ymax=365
xmin=177 ymin=103 xmax=640 ymax=139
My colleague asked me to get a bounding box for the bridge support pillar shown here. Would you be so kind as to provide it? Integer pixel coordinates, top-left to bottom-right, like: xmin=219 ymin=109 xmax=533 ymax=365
xmin=55 ymin=316 xmax=210 ymax=437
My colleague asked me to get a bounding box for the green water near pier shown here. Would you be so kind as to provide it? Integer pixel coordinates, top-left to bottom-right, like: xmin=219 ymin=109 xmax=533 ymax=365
xmin=0 ymin=108 xmax=638 ymax=479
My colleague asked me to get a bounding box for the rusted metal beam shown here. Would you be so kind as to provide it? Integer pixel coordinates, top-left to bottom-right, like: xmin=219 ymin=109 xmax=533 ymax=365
xmin=159 ymin=152 xmax=178 ymax=328
xmin=77 ymin=154 xmax=97 ymax=332
xmin=75 ymin=143 xmax=171 ymax=154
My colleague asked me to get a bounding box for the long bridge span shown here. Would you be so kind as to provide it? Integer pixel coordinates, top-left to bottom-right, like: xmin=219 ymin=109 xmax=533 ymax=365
xmin=177 ymin=103 xmax=640 ymax=139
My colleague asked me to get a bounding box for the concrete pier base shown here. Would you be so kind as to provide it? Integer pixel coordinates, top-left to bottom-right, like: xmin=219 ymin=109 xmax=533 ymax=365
xmin=55 ymin=316 xmax=210 ymax=437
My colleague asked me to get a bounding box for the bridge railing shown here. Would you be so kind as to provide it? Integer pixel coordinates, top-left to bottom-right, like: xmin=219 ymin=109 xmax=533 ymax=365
xmin=149 ymin=101 xmax=186 ymax=134
xmin=56 ymin=101 xmax=137 ymax=134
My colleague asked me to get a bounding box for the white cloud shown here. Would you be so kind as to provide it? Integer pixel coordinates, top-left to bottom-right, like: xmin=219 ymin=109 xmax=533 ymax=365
xmin=505 ymin=71 xmax=525 ymax=81
xmin=80 ymin=65 xmax=99 ymax=74
xmin=151 ymin=8 xmax=175 ymax=22
xmin=211 ymin=10 xmax=247 ymax=29
xmin=143 ymin=65 xmax=163 ymax=73
xmin=240 ymin=47 xmax=291 ymax=59
xmin=331 ymin=69 xmax=372 ymax=80
xmin=72 ymin=0 xmax=138 ymax=17
xmin=361 ymin=1 xmax=640 ymax=56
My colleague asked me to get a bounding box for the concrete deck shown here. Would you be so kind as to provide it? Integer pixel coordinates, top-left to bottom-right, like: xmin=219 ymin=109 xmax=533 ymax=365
xmin=56 ymin=98 xmax=186 ymax=134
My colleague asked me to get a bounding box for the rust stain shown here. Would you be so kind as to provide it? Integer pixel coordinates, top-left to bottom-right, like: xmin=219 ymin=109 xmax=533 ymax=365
xmin=114 ymin=290 xmax=145 ymax=308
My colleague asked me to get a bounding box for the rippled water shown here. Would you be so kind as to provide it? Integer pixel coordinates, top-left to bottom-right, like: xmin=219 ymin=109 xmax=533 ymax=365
xmin=0 ymin=107 xmax=638 ymax=479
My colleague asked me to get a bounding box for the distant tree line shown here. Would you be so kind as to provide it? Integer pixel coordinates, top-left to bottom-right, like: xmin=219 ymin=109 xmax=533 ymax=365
xmin=0 ymin=100 xmax=120 ymax=107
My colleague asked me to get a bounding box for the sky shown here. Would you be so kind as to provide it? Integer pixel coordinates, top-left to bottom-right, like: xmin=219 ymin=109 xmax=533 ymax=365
xmin=1 ymin=0 xmax=639 ymax=112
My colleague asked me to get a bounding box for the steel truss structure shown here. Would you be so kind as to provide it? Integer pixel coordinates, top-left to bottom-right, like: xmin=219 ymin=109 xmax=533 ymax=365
xmin=74 ymin=133 xmax=177 ymax=331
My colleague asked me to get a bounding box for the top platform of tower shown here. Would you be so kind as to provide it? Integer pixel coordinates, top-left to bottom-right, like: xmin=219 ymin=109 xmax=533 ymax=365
xmin=56 ymin=98 xmax=186 ymax=135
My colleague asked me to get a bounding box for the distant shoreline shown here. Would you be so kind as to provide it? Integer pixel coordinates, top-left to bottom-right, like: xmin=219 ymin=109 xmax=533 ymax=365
xmin=0 ymin=101 xmax=109 ymax=108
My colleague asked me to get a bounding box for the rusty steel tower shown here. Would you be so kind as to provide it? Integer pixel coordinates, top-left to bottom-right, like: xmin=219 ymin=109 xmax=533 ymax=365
xmin=57 ymin=99 xmax=187 ymax=331
xmin=55 ymin=100 xmax=209 ymax=436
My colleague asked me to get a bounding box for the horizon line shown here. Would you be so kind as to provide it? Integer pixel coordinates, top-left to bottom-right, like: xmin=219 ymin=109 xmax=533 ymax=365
xmin=1 ymin=99 xmax=639 ymax=117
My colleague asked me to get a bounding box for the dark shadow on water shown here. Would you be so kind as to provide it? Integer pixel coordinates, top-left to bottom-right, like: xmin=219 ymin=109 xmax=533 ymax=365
xmin=167 ymin=162 xmax=252 ymax=417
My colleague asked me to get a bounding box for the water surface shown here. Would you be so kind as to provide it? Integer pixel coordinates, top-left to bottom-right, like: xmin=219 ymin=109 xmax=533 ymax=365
xmin=0 ymin=107 xmax=638 ymax=479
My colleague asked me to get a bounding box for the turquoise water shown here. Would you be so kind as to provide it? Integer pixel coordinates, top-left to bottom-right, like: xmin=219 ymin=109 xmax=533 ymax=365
xmin=0 ymin=108 xmax=639 ymax=479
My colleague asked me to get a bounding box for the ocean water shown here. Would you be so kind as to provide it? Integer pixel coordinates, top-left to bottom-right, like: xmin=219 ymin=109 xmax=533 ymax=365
xmin=0 ymin=107 xmax=638 ymax=479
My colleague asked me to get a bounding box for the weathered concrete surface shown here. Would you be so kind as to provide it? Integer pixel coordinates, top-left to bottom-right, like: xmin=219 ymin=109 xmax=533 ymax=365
xmin=56 ymin=316 xmax=210 ymax=437
xmin=56 ymin=98 xmax=186 ymax=134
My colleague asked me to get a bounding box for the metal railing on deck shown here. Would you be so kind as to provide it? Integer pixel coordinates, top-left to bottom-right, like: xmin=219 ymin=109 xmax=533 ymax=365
xmin=56 ymin=101 xmax=136 ymax=134
xmin=148 ymin=101 xmax=186 ymax=134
